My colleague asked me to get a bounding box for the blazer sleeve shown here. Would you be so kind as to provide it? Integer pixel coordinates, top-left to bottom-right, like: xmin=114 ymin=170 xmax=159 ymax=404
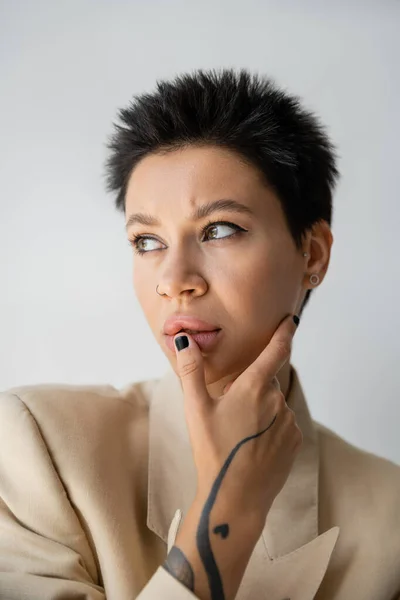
xmin=0 ymin=391 xmax=105 ymax=599
xmin=0 ymin=391 xmax=200 ymax=600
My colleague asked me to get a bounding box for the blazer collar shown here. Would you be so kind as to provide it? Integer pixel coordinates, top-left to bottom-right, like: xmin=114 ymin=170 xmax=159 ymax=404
xmin=147 ymin=363 xmax=326 ymax=558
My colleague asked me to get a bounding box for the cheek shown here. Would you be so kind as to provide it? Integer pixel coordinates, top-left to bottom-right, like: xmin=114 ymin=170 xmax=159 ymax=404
xmin=132 ymin=266 xmax=141 ymax=298
xmin=237 ymin=253 xmax=297 ymax=320
xmin=132 ymin=264 xmax=141 ymax=291
xmin=217 ymin=257 xmax=268 ymax=318
xmin=132 ymin=266 xmax=153 ymax=312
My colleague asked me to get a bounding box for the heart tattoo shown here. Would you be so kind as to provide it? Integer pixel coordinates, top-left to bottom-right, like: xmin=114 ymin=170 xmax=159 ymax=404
xmin=213 ymin=523 xmax=230 ymax=539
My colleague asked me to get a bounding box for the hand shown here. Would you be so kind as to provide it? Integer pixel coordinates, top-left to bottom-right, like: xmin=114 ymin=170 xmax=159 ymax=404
xmin=164 ymin=314 xmax=302 ymax=600
xmin=175 ymin=313 xmax=302 ymax=527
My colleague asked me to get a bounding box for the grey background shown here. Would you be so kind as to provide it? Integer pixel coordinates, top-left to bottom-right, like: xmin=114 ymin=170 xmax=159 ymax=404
xmin=1 ymin=0 xmax=399 ymax=463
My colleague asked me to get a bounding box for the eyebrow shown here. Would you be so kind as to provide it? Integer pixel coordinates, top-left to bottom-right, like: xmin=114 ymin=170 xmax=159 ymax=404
xmin=125 ymin=198 xmax=254 ymax=230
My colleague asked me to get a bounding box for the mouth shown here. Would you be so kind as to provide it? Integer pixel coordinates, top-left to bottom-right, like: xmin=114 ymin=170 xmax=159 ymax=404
xmin=175 ymin=328 xmax=220 ymax=335
xmin=162 ymin=314 xmax=222 ymax=337
xmin=164 ymin=328 xmax=222 ymax=353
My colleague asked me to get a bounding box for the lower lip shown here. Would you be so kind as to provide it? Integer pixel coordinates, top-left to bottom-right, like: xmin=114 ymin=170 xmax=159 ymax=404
xmin=165 ymin=329 xmax=222 ymax=353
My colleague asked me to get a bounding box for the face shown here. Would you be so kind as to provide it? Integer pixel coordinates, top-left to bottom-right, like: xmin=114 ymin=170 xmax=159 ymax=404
xmin=125 ymin=145 xmax=330 ymax=399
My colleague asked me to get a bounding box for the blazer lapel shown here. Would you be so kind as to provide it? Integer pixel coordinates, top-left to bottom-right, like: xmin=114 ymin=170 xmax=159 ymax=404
xmin=262 ymin=365 xmax=319 ymax=558
xmin=147 ymin=365 xmax=340 ymax=599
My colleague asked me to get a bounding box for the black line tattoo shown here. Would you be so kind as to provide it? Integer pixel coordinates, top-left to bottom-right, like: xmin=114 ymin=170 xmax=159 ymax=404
xmin=161 ymin=414 xmax=277 ymax=599
xmin=163 ymin=546 xmax=195 ymax=591
xmin=197 ymin=414 xmax=277 ymax=600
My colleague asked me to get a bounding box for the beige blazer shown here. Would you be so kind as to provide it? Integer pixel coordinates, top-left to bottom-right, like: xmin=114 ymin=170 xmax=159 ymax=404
xmin=0 ymin=365 xmax=399 ymax=600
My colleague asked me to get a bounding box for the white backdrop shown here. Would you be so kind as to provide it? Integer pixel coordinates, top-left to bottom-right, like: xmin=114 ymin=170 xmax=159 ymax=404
xmin=1 ymin=0 xmax=399 ymax=464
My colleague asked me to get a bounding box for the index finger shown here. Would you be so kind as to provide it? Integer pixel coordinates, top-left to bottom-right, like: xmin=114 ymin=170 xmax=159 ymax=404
xmin=231 ymin=314 xmax=299 ymax=394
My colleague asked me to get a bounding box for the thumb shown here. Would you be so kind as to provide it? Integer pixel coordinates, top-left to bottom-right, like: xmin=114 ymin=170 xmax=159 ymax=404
xmin=174 ymin=333 xmax=211 ymax=410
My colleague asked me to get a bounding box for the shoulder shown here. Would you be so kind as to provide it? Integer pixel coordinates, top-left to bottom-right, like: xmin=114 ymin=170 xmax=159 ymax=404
xmin=0 ymin=377 xmax=160 ymax=453
xmin=315 ymin=420 xmax=400 ymax=483
xmin=315 ymin=420 xmax=400 ymax=533
xmin=1 ymin=378 xmax=159 ymax=416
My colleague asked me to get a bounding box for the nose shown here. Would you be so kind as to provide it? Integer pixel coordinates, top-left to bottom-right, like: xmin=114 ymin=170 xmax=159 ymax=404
xmin=156 ymin=280 xmax=207 ymax=299
xmin=155 ymin=243 xmax=210 ymax=299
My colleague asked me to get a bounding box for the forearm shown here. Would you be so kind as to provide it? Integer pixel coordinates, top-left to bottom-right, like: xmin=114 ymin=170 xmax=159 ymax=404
xmin=163 ymin=494 xmax=262 ymax=600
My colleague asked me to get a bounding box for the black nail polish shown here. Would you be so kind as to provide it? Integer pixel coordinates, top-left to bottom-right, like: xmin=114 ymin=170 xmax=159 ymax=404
xmin=175 ymin=335 xmax=189 ymax=351
xmin=293 ymin=315 xmax=300 ymax=327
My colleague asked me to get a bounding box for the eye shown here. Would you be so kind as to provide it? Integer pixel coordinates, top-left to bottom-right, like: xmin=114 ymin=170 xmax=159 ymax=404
xmin=128 ymin=220 xmax=247 ymax=256
xmin=201 ymin=220 xmax=244 ymax=242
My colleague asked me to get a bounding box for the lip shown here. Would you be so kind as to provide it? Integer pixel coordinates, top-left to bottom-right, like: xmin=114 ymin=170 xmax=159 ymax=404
xmin=162 ymin=314 xmax=221 ymax=336
xmin=164 ymin=329 xmax=222 ymax=353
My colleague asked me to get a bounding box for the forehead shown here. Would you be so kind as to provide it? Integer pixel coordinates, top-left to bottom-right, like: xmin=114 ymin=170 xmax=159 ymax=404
xmin=125 ymin=145 xmax=266 ymax=211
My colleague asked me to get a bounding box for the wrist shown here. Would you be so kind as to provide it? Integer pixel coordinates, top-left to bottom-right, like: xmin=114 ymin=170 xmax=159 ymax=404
xmin=193 ymin=488 xmax=268 ymax=542
xmin=173 ymin=494 xmax=263 ymax=600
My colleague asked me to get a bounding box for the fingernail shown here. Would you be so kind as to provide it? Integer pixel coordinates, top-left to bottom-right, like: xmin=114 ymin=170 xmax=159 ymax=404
xmin=293 ymin=315 xmax=300 ymax=327
xmin=175 ymin=335 xmax=189 ymax=352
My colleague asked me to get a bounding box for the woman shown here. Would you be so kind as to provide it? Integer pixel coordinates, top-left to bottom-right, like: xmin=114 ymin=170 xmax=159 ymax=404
xmin=0 ymin=68 xmax=399 ymax=600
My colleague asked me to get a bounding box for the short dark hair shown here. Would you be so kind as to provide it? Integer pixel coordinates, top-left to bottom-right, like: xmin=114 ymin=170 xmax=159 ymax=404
xmin=104 ymin=68 xmax=339 ymax=316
